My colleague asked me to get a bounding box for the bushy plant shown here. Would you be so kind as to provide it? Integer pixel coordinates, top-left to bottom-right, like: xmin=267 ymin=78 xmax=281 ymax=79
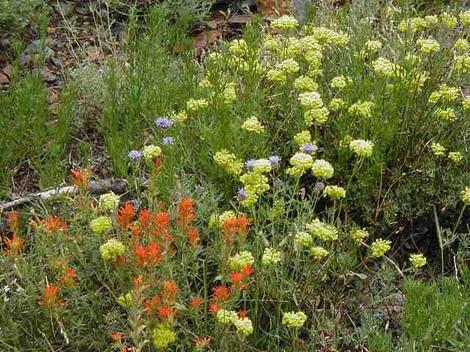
xmin=0 ymin=0 xmax=44 ymax=31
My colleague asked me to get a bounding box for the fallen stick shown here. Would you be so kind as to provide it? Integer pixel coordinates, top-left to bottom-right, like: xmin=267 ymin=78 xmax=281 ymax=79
xmin=0 ymin=179 xmax=128 ymax=212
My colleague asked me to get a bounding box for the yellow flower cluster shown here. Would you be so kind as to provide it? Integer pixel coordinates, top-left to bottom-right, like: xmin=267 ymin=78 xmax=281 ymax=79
xmin=228 ymin=251 xmax=255 ymax=270
xmin=99 ymin=191 xmax=120 ymax=211
xmin=448 ymin=151 xmax=463 ymax=163
xmin=434 ymin=108 xmax=456 ymax=122
xmin=351 ymin=228 xmax=369 ymax=243
xmin=454 ymin=38 xmax=470 ymax=53
xmin=330 ymin=75 xmax=351 ymax=90
xmin=305 ymin=26 xmax=349 ymax=47
xmin=282 ymin=311 xmax=307 ymax=328
xmin=90 ymin=216 xmax=112 ymax=235
xmin=216 ymin=310 xmax=253 ymax=336
xmin=239 ymin=165 xmax=271 ymax=207
xmin=294 ymin=231 xmax=313 ymax=247
xmin=209 ymin=210 xmax=236 ymax=228
xmin=214 ymin=149 xmax=243 ymax=175
xmin=428 ymin=84 xmax=460 ymax=104
xmin=310 ymin=246 xmax=329 ymax=258
xmin=372 ymin=57 xmax=398 ymax=77
xmin=454 ymin=54 xmax=470 ymax=73
xmin=117 ymin=292 xmax=132 ymax=308
xmin=152 ymin=324 xmax=177 ymax=349
xmin=349 ymin=139 xmax=374 ymax=158
xmin=311 ymin=159 xmax=334 ymax=180
xmin=417 ymin=37 xmax=440 ymax=54
xmin=306 ymin=219 xmax=338 ymax=241
xmin=142 ymin=145 xmax=162 ymax=164
xmin=348 ymin=100 xmax=374 ymax=119
xmin=294 ymin=76 xmax=318 ymax=92
xmin=323 ymin=185 xmax=346 ymax=200
xmin=409 ymin=253 xmax=427 ymax=269
xmin=271 ymin=15 xmax=299 ymax=31
xmin=100 ymin=239 xmax=125 ymax=261
xmin=186 ymin=98 xmax=208 ymax=112
xmin=370 ymin=238 xmax=391 ymax=257
xmin=234 ymin=317 xmax=254 ymax=336
xmin=267 ymin=59 xmax=300 ymax=82
xmin=462 ymin=187 xmax=470 ymax=205
xmin=241 ymin=116 xmax=264 ymax=133
xmin=262 ymin=247 xmax=283 ymax=266
xmin=431 ymin=142 xmax=446 ymax=156
xmin=287 ymin=152 xmax=313 ymax=177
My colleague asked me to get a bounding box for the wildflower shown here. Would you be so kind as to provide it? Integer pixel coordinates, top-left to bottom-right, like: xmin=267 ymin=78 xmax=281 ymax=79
xmin=194 ymin=337 xmax=212 ymax=349
xmin=370 ymin=238 xmax=391 ymax=257
xmin=398 ymin=17 xmax=427 ymax=33
xmin=454 ymin=54 xmax=470 ymax=73
xmin=330 ymin=75 xmax=351 ymax=90
xmin=310 ymin=246 xmax=329 ymax=258
xmin=348 ymin=100 xmax=374 ymax=119
xmin=128 ymin=149 xmax=142 ymax=162
xmin=351 ymin=228 xmax=369 ymax=243
xmin=267 ymin=69 xmax=287 ymax=82
xmin=365 ymin=39 xmax=382 ymax=53
xmin=135 ymin=242 xmax=163 ymax=266
xmin=306 ymin=219 xmax=338 ymax=241
xmin=71 ymin=168 xmax=90 ymax=190
xmin=162 ymin=281 xmax=179 ymax=303
xmin=454 ymin=38 xmax=470 ymax=53
xmin=323 ymin=185 xmax=346 ymax=200
xmin=463 ymin=97 xmax=470 ymax=111
xmin=40 ymin=216 xmax=67 ymax=233
xmin=234 ymin=317 xmax=254 ymax=336
xmin=155 ymin=117 xmax=173 ymax=129
xmin=99 ymin=191 xmax=120 ymax=211
xmin=177 ymin=198 xmax=196 ymax=227
xmin=329 ymin=98 xmax=345 ymax=111
xmin=313 ymin=181 xmax=325 ymax=194
xmin=434 ymin=108 xmax=456 ymax=122
xmin=142 ymin=145 xmax=162 ymax=165
xmin=214 ymin=149 xmax=244 ymax=175
xmin=278 ymin=58 xmax=300 ymax=75
xmin=372 ymin=57 xmax=397 ymax=77
xmin=162 ymin=136 xmax=175 ymax=145
xmin=417 ymin=38 xmax=440 ymax=54
xmin=239 ymin=172 xmax=270 ymax=206
xmin=409 ymin=253 xmax=427 ymax=269
xmin=209 ymin=211 xmax=236 ymax=228
xmin=428 ymin=84 xmax=460 ymax=104
xmin=349 ymin=139 xmax=374 ymax=158
xmin=431 ymin=142 xmax=446 ymax=156
xmin=186 ymin=98 xmax=208 ymax=112
xmin=60 ymin=268 xmax=77 ymax=286
xmin=301 ymin=144 xmax=318 ymax=154
xmin=229 ymin=39 xmax=248 ymax=56
xmin=287 ymin=152 xmax=314 ymax=177
xmin=118 ymin=292 xmax=133 ymax=308
xmin=187 ymin=227 xmax=200 ymax=247
xmin=304 ymin=107 xmax=330 ymax=125
xmin=222 ymin=215 xmax=251 ymax=241
xmin=424 ymin=15 xmax=439 ymax=28
xmin=271 ymin=15 xmax=299 ymax=30
xmin=4 ymin=234 xmax=25 ymax=255
xmin=100 ymin=239 xmax=125 ymax=261
xmin=441 ymin=12 xmax=457 ymax=29
xmin=282 ymin=311 xmax=307 ymax=328
xmin=90 ymin=216 xmax=112 ymax=235
xmin=298 ymin=91 xmax=324 ymax=109
xmin=460 ymin=10 xmax=470 ymax=26
xmin=242 ymin=116 xmax=264 ymax=133
xmin=448 ymin=152 xmax=463 ymax=163
xmin=216 ymin=309 xmax=238 ymax=325
xmin=262 ymin=247 xmax=283 ymax=266
xmin=172 ymin=110 xmax=188 ymax=123
xmin=461 ymin=187 xmax=470 ymax=205
xmin=190 ymin=297 xmax=204 ymax=310
xmin=212 ymin=285 xmax=231 ymax=302
xmin=311 ymin=159 xmax=334 ymax=180
xmin=152 ymin=324 xmax=177 ymax=349
xmin=294 ymin=130 xmax=312 ymax=146
xmin=117 ymin=203 xmax=135 ymax=229
xmin=306 ymin=26 xmax=349 ymax=47
xmin=294 ymin=231 xmax=313 ymax=247
xmin=294 ymin=76 xmax=318 ymax=92
xmin=268 ymin=155 xmax=281 ymax=168
xmin=228 ymin=251 xmax=255 ymax=271
xmin=40 ymin=284 xmax=63 ymax=308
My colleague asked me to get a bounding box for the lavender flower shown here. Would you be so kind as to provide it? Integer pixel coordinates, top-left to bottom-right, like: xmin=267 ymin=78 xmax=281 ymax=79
xmin=273 ymin=178 xmax=284 ymax=188
xmin=245 ymin=159 xmax=256 ymax=171
xmin=268 ymin=155 xmax=281 ymax=168
xmin=155 ymin=117 xmax=174 ymax=129
xmin=128 ymin=150 xmax=142 ymax=162
xmin=301 ymin=144 xmax=318 ymax=154
xmin=313 ymin=181 xmax=325 ymax=194
xmin=162 ymin=136 xmax=175 ymax=145
xmin=237 ymin=188 xmax=247 ymax=200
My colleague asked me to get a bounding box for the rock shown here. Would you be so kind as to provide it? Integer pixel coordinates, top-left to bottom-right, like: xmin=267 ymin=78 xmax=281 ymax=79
xmin=75 ymin=4 xmax=91 ymax=16
xmin=55 ymin=1 xmax=76 ymax=17
xmin=19 ymin=54 xmax=31 ymax=67
xmin=2 ymin=63 xmax=12 ymax=77
xmin=0 ymin=72 xmax=9 ymax=85
xmin=50 ymin=56 xmax=63 ymax=68
xmin=41 ymin=67 xmax=58 ymax=83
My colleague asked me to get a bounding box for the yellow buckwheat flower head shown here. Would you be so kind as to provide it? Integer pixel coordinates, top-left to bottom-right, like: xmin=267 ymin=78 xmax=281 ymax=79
xmin=434 ymin=108 xmax=456 ymax=122
xmin=304 ymin=107 xmax=329 ymax=126
xmin=117 ymin=292 xmax=133 ymax=308
xmin=307 ymin=26 xmax=349 ymax=47
xmin=431 ymin=142 xmax=446 ymax=156
xmin=348 ymin=100 xmax=374 ymax=119
xmin=312 ymin=159 xmax=334 ymax=180
xmin=330 ymin=75 xmax=351 ymax=90
xmin=100 ymin=239 xmax=125 ymax=261
xmin=264 ymin=34 xmax=282 ymax=52
xmin=214 ymin=149 xmax=244 ymax=175
xmin=448 ymin=151 xmax=463 ymax=163
xmin=209 ymin=210 xmax=236 ymax=228
xmin=216 ymin=309 xmax=238 ymax=325
xmin=262 ymin=247 xmax=283 ymax=266
xmin=454 ymin=54 xmax=470 ymax=73
xmin=365 ymin=39 xmax=382 ymax=53
xmin=306 ymin=219 xmax=338 ymax=241
xmin=329 ymin=98 xmax=346 ymax=111
xmin=461 ymin=187 xmax=470 ymax=205
xmin=240 ymin=171 xmax=270 ymax=193
xmin=441 ymin=12 xmax=458 ymax=29
xmin=351 ymin=228 xmax=369 ymax=243
xmin=298 ymin=91 xmax=324 ymax=109
xmin=294 ymin=76 xmax=319 ymax=92
xmin=349 ymin=139 xmax=374 ymax=158
xmin=417 ymin=37 xmax=440 ymax=54
xmin=267 ymin=69 xmax=287 ymax=82
xmin=294 ymin=130 xmax=312 ymax=146
xmin=271 ymin=15 xmax=299 ymax=30
xmin=234 ymin=317 xmax=254 ymax=336
xmin=454 ymin=38 xmax=470 ymax=53
xmin=428 ymin=84 xmax=460 ymax=104
xmin=282 ymin=311 xmax=307 ymax=328
xmin=99 ymin=191 xmax=120 ymax=211
xmin=250 ymin=159 xmax=272 ymax=174
xmin=410 ymin=253 xmax=427 ymax=269
xmin=294 ymin=231 xmax=313 ymax=247
xmin=372 ymin=57 xmax=398 ymax=77
xmin=242 ymin=116 xmax=264 ymax=133
xmin=460 ymin=10 xmax=470 ymax=26
xmin=370 ymin=238 xmax=391 ymax=257
xmin=277 ymin=58 xmax=300 ymax=75
xmin=310 ymin=246 xmax=329 ymax=258
xmin=398 ymin=17 xmax=427 ymax=33
xmin=142 ymin=145 xmax=162 ymax=164
xmin=223 ymin=83 xmax=237 ymax=104
xmin=323 ymin=185 xmax=346 ymax=200
xmin=171 ymin=110 xmax=188 ymax=123
xmin=463 ymin=96 xmax=470 ymax=111
xmin=90 ymin=216 xmax=112 ymax=235
xmin=186 ymin=98 xmax=209 ymax=112
xmin=152 ymin=324 xmax=177 ymax=349
xmin=287 ymin=152 xmax=313 ymax=177
xmin=229 ymin=251 xmax=255 ymax=270
xmin=229 ymin=39 xmax=248 ymax=56
xmin=287 ymin=37 xmax=303 ymax=56
xmin=424 ymin=15 xmax=439 ymax=28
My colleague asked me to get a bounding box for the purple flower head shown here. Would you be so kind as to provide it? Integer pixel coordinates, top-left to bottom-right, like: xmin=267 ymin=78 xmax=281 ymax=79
xmin=155 ymin=117 xmax=174 ymax=129
xmin=301 ymin=144 xmax=318 ymax=154
xmin=162 ymin=136 xmax=175 ymax=145
xmin=313 ymin=181 xmax=325 ymax=194
xmin=268 ymin=155 xmax=281 ymax=168
xmin=128 ymin=149 xmax=142 ymax=162
xmin=273 ymin=178 xmax=284 ymax=188
xmin=245 ymin=159 xmax=256 ymax=170
xmin=237 ymin=188 xmax=247 ymax=200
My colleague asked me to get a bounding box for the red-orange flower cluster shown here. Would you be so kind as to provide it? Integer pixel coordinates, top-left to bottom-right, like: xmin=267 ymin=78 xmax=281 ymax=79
xmin=40 ymin=216 xmax=68 ymax=234
xmin=135 ymin=243 xmax=162 ymax=267
xmin=222 ymin=215 xmax=250 ymax=244
xmin=177 ymin=198 xmax=196 ymax=227
xmin=40 ymin=284 xmax=64 ymax=308
xmin=60 ymin=268 xmax=77 ymax=286
xmin=71 ymin=168 xmax=90 ymax=190
xmin=230 ymin=264 xmax=254 ymax=290
xmin=118 ymin=203 xmax=135 ymax=229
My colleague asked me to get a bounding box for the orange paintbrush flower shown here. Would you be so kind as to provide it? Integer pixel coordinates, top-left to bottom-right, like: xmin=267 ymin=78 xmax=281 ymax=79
xmin=118 ymin=203 xmax=135 ymax=229
xmin=40 ymin=284 xmax=63 ymax=308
